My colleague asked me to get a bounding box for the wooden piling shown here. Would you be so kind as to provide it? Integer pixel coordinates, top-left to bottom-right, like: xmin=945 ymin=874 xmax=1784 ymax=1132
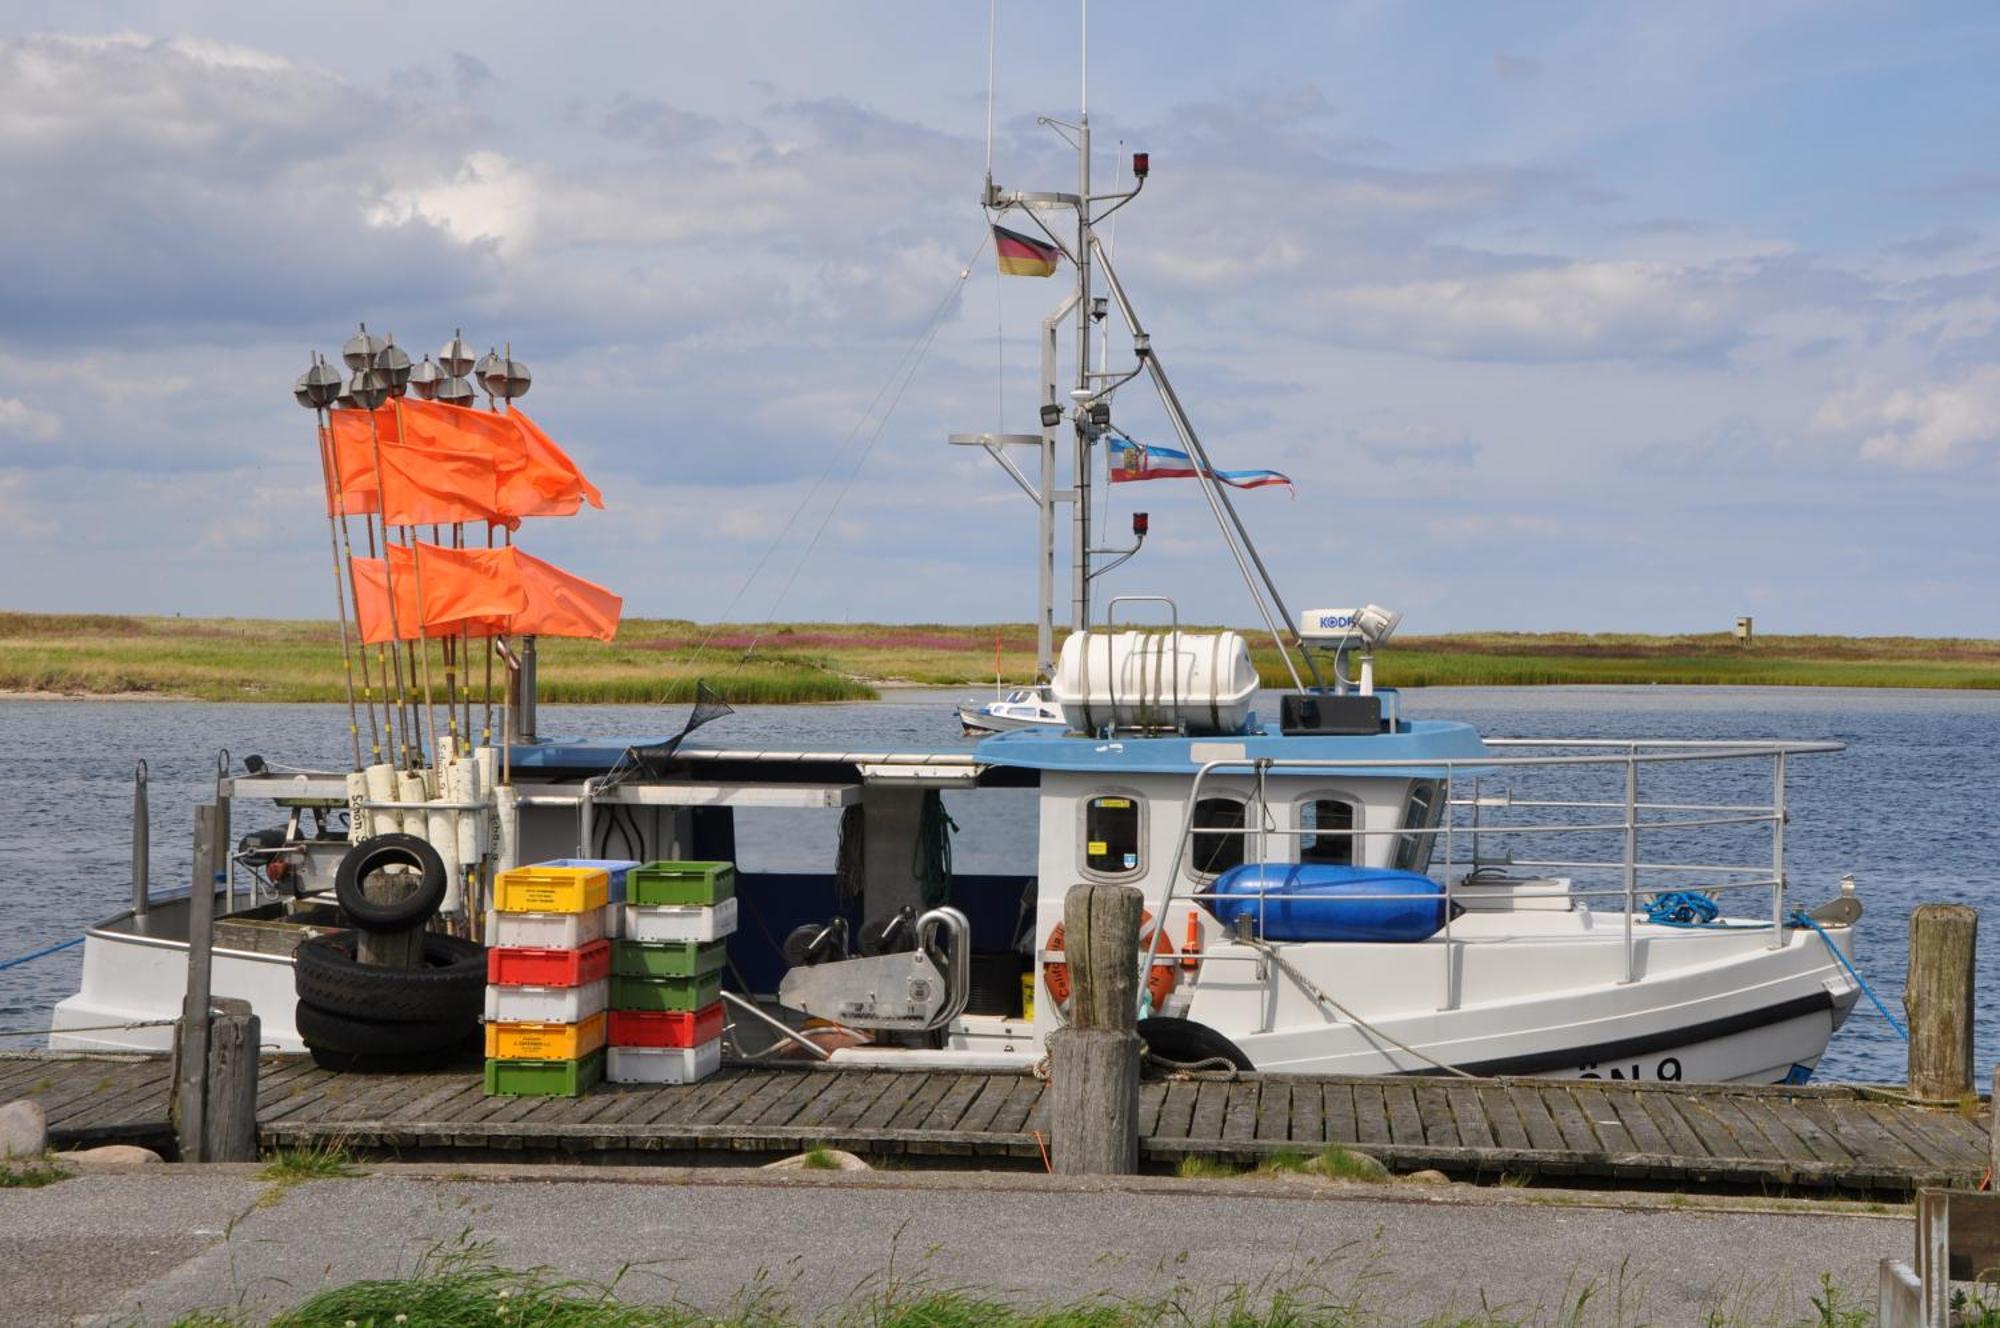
xmin=203 ymin=998 xmax=260 ymax=1162
xmin=130 ymin=760 xmax=149 ymax=919
xmin=171 ymin=804 xmax=218 ymax=1162
xmin=355 ymin=867 xmax=426 ymax=968
xmin=1048 ymin=882 xmax=1143 ymax=1175
xmin=1906 ymin=903 xmax=1977 ymax=1105
xmin=1991 ymin=1065 xmax=2000 ymax=1192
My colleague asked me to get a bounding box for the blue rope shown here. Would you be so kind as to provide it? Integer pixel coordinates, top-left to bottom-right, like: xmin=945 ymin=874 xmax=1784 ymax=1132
xmin=1644 ymin=890 xmax=1720 ymax=926
xmin=0 ymin=936 xmax=83 ymax=972
xmin=1791 ymin=910 xmax=1907 ymax=1042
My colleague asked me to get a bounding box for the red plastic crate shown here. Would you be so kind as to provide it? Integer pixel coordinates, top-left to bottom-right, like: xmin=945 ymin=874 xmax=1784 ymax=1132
xmin=607 ymin=1002 xmax=725 ymax=1048
xmin=486 ymin=939 xmax=612 ymax=988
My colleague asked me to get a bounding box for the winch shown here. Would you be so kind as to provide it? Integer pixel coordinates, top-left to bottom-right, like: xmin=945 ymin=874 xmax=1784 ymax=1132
xmin=776 ymin=906 xmax=971 ymax=1031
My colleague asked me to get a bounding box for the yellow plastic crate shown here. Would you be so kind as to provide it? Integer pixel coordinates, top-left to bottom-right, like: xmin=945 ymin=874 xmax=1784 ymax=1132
xmin=493 ymin=864 xmax=610 ymax=914
xmin=482 ymin=1011 xmax=607 ymax=1061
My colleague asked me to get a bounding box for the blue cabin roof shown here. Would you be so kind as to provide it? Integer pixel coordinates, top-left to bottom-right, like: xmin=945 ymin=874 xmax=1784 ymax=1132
xmin=974 ymin=719 xmax=1491 ymax=778
xmin=498 ymin=718 xmax=1491 ymax=782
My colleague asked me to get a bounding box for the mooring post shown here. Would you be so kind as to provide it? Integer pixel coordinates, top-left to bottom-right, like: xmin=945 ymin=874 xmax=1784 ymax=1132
xmin=203 ymin=997 xmax=260 ymax=1162
xmin=211 ymin=749 xmax=232 ymax=913
xmin=131 ymin=760 xmax=150 ymax=920
xmin=1990 ymin=1065 xmax=2000 ymax=1192
xmin=1906 ymin=903 xmax=1977 ymax=1105
xmin=1048 ymin=882 xmax=1143 ymax=1175
xmin=172 ymin=804 xmax=219 ymax=1162
xmin=355 ymin=865 xmax=427 ymax=968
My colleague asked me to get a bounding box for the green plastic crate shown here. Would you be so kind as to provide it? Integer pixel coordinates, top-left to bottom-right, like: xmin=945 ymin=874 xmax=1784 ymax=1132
xmin=611 ymin=971 xmax=724 ymax=1013
xmin=484 ymin=1049 xmax=605 ymax=1098
xmin=612 ymin=939 xmax=729 ymax=979
xmin=629 ymin=861 xmax=736 ymax=907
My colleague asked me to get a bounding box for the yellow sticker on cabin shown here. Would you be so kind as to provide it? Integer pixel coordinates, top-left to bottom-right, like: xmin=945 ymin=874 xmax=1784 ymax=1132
xmin=1087 ymin=841 xmax=1108 ymax=855
xmin=1099 ymin=798 xmax=1131 ymax=809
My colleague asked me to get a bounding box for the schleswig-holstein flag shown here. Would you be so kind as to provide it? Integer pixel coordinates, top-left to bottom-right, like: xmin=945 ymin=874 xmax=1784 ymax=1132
xmin=1108 ymin=438 xmax=1293 ymax=491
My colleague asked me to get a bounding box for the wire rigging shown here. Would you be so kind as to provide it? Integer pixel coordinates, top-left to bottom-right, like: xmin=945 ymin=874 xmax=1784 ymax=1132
xmin=734 ymin=231 xmax=992 ymax=664
xmin=690 ymin=233 xmax=991 ymax=669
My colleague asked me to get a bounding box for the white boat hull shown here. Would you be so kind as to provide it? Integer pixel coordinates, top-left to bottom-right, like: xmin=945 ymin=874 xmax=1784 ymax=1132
xmin=1188 ymin=919 xmax=1858 ymax=1084
xmin=51 ymin=924 xmax=307 ymax=1053
xmin=49 ymin=903 xmax=1856 ymax=1089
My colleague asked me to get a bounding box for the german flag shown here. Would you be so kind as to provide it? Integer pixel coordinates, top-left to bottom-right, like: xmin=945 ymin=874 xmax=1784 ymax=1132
xmin=994 ymin=224 xmax=1061 ymax=278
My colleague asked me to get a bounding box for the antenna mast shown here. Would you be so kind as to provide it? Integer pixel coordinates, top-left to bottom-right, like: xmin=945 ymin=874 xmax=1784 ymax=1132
xmin=1071 ymin=0 xmax=1093 ymax=642
xmin=964 ymin=0 xmax=1316 ymax=690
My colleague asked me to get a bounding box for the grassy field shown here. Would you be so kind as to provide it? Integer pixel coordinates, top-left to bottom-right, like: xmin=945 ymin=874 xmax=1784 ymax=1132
xmin=2 ymin=612 xmax=1996 ymax=703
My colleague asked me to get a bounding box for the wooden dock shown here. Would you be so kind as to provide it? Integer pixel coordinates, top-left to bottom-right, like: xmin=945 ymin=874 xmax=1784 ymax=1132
xmin=4 ymin=1051 xmax=1988 ymax=1194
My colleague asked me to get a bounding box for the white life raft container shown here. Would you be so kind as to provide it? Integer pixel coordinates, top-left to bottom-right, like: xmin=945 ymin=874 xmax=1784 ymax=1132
xmin=1053 ymin=630 xmax=1259 ymax=735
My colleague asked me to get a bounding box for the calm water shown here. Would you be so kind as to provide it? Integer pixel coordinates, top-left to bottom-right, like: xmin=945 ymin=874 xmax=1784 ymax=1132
xmin=3 ymin=685 xmax=1995 ymax=1082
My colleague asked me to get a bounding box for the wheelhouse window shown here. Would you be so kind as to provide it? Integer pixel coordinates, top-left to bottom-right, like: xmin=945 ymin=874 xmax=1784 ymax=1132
xmin=1083 ymin=794 xmax=1144 ymax=878
xmin=1394 ymin=780 xmax=1446 ymax=875
xmin=1298 ymin=797 xmax=1357 ymax=866
xmin=1185 ymin=797 xmax=1247 ymax=879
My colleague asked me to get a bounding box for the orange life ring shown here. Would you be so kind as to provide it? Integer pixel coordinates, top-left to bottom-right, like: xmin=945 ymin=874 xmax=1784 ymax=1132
xmin=1042 ymin=909 xmax=1177 ymax=1014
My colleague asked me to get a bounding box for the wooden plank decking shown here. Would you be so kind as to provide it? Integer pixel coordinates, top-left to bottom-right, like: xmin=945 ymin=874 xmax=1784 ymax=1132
xmin=6 ymin=1052 xmax=1987 ymax=1193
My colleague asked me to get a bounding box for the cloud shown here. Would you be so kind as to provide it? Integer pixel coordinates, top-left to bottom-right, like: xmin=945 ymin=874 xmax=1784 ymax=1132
xmin=1815 ymin=367 xmax=2000 ymax=469
xmin=0 ymin=396 xmax=61 ymax=443
xmin=1304 ymin=258 xmax=1749 ymax=364
xmin=0 ymin=472 xmax=58 ymax=540
xmin=367 ymin=151 xmax=540 ymax=256
xmin=1888 ymin=226 xmax=1980 ymax=262
xmin=450 ymin=50 xmax=493 ymax=99
xmin=1347 ymin=423 xmax=1478 ymax=468
xmin=0 ymin=31 xmax=487 ymax=344
xmin=600 ymin=94 xmax=720 ymax=150
xmin=0 ymin=13 xmax=1993 ymax=635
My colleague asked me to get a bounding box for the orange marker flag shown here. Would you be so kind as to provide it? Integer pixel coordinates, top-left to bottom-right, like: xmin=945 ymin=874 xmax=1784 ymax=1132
xmin=397 ymin=398 xmax=528 ymax=476
xmin=325 ymin=402 xmax=601 ymax=525
xmin=374 ymin=442 xmax=501 ymax=527
xmin=505 ymin=408 xmax=604 ymax=517
xmin=325 ymin=406 xmax=398 ymax=516
xmin=507 ymin=547 xmax=622 ymax=641
xmin=349 ymin=542 xmax=527 ymax=644
xmin=350 ymin=543 xmax=620 ymax=643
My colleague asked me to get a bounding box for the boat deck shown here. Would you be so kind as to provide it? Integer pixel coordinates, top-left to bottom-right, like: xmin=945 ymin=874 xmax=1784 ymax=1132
xmin=6 ymin=1051 xmax=1986 ymax=1194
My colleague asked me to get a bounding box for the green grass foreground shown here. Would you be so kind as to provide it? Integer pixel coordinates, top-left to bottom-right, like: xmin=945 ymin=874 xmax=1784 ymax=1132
xmin=3 ymin=612 xmax=1997 ymax=703
xmin=160 ymin=1234 xmax=1887 ymax=1328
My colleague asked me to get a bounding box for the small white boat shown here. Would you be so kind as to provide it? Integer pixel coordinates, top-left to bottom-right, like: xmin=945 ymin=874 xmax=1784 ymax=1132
xmin=958 ymin=684 xmax=1064 ymax=735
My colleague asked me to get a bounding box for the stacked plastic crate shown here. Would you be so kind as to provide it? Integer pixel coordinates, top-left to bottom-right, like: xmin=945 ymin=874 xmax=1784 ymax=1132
xmin=482 ymin=859 xmax=636 ymax=1097
xmin=607 ymin=860 xmax=736 ymax=1084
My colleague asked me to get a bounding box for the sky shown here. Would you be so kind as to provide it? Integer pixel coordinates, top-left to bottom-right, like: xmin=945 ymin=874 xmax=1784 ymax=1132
xmin=0 ymin=2 xmax=1996 ymax=637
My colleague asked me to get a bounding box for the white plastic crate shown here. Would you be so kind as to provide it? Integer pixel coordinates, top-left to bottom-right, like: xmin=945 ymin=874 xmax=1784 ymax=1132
xmin=619 ymin=896 xmax=739 ymax=944
xmin=484 ymin=907 xmax=610 ymax=950
xmin=483 ymin=977 xmax=609 ymax=1024
xmin=606 ymin=1038 xmax=722 ymax=1085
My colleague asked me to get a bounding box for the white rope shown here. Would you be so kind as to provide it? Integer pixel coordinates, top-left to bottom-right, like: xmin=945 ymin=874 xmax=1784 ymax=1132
xmin=1239 ymin=936 xmax=1477 ymax=1079
xmin=0 ymin=1019 xmax=177 ymax=1038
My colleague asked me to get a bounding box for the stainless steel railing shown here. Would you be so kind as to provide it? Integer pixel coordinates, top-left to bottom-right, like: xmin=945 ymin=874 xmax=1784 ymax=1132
xmin=1148 ymin=738 xmax=1842 ymax=1000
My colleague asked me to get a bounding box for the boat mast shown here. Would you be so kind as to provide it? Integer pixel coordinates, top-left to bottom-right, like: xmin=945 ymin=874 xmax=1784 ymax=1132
xmin=1070 ymin=3 xmax=1093 ymax=641
xmin=972 ymin=1 xmax=1316 ymax=689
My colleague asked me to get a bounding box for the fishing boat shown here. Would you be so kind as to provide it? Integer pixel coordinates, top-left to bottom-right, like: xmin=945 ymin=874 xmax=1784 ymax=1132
xmin=47 ymin=73 xmax=1866 ymax=1087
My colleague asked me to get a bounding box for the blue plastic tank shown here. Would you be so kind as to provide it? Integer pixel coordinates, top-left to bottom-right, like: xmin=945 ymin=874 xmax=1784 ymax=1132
xmin=1207 ymin=863 xmax=1446 ymax=942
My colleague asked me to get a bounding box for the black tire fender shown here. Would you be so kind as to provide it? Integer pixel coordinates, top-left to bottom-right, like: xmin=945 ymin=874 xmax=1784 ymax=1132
xmin=334 ymin=833 xmax=448 ymax=933
xmin=293 ymin=999 xmax=469 ymax=1060
xmin=1137 ymin=1016 xmax=1254 ymax=1072
xmin=293 ymin=931 xmax=485 ymax=1023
